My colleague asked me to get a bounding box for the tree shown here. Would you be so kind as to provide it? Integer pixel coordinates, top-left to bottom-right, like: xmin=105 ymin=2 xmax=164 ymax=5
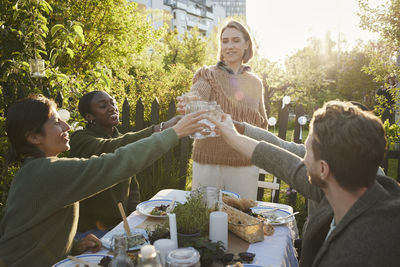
xmin=336 ymin=43 xmax=379 ymax=108
xmin=283 ymin=36 xmax=336 ymax=112
xmin=358 ymin=0 xmax=400 ymax=120
xmin=250 ymin=57 xmax=289 ymax=116
xmin=0 ymin=0 xmax=215 ymax=216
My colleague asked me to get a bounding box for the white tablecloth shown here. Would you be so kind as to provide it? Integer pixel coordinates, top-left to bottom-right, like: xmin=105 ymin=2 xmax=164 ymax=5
xmin=93 ymin=189 xmax=299 ymax=267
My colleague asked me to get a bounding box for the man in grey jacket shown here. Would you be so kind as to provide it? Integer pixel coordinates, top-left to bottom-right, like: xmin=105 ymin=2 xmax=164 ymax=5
xmin=209 ymin=100 xmax=400 ymax=267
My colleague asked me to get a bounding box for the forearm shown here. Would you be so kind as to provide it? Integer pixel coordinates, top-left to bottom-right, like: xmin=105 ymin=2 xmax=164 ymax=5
xmin=223 ymin=132 xmax=259 ymax=160
xmin=70 ymin=126 xmax=154 ymax=156
xmin=42 ymin=128 xmax=179 ymax=207
xmin=244 ymin=122 xmax=306 ymax=157
xmin=252 ymin=141 xmax=323 ymax=202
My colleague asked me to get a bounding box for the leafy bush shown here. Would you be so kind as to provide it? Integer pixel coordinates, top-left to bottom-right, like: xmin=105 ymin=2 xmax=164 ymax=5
xmin=383 ymin=119 xmax=400 ymax=146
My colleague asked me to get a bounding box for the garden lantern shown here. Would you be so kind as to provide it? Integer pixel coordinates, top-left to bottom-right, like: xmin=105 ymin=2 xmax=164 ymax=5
xmin=29 ymin=58 xmax=45 ymax=78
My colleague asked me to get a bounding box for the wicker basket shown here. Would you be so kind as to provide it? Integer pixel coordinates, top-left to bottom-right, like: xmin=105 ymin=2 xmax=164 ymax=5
xmin=221 ymin=203 xmax=264 ymax=243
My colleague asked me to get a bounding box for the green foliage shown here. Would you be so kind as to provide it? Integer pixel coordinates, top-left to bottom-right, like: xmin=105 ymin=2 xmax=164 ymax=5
xmin=173 ymin=192 xmax=209 ymax=235
xmin=185 ymin=237 xmax=225 ymax=266
xmin=383 ymin=119 xmax=400 ymax=145
xmin=0 ymin=0 xmax=213 ymax=219
xmin=146 ymin=222 xmax=170 ymax=244
xmin=357 ymin=0 xmax=400 ymax=114
xmin=281 ymin=35 xmax=379 ymax=114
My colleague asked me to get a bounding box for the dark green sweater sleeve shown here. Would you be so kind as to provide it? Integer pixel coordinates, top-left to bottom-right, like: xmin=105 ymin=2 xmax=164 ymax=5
xmin=11 ymin=128 xmax=178 ymax=228
xmin=69 ymin=126 xmax=154 ymax=157
xmin=251 ymin=141 xmax=324 ymax=202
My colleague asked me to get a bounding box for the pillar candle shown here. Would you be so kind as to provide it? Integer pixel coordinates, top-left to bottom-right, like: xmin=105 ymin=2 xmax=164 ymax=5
xmin=168 ymin=213 xmax=178 ymax=249
xmin=209 ymin=211 xmax=228 ymax=250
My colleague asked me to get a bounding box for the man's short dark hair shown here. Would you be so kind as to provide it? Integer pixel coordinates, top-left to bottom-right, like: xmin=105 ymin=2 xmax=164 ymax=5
xmin=310 ymin=101 xmax=386 ymax=191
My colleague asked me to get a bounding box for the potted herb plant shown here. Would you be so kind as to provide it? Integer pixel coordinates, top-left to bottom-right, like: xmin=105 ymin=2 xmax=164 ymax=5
xmin=173 ymin=192 xmax=209 ymax=247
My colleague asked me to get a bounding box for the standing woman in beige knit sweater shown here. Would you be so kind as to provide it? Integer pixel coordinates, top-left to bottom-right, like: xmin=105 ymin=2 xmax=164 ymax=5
xmin=187 ymin=20 xmax=268 ymax=200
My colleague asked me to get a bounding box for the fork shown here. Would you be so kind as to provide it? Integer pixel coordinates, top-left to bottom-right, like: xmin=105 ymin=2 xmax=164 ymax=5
xmin=166 ymin=197 xmax=176 ymax=213
xmin=259 ymin=207 xmax=279 ymax=215
xmin=277 ymin=211 xmax=299 ymax=221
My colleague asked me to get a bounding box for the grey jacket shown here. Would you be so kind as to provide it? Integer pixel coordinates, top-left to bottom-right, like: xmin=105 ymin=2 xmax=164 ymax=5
xmin=245 ymin=123 xmax=400 ymax=267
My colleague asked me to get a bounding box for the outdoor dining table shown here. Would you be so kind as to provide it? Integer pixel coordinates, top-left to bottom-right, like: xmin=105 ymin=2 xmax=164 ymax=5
xmin=90 ymin=189 xmax=299 ymax=267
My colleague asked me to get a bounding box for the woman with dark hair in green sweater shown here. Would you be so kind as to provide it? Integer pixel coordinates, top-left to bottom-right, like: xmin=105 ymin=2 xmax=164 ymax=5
xmin=69 ymin=90 xmax=181 ymax=239
xmin=0 ymin=95 xmax=206 ymax=267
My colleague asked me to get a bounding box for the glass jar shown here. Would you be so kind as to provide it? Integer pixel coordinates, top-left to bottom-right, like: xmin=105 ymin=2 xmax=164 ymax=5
xmin=109 ymin=235 xmax=134 ymax=267
xmin=196 ymin=186 xmax=221 ymax=212
xmin=166 ymin=247 xmax=200 ymax=267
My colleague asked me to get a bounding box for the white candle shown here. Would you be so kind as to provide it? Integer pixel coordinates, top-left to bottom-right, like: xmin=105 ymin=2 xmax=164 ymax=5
xmin=168 ymin=213 xmax=178 ymax=249
xmin=209 ymin=211 xmax=228 ymax=250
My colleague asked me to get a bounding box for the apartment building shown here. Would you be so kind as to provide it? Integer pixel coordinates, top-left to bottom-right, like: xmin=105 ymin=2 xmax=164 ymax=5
xmin=130 ymin=0 xmax=226 ymax=36
xmin=212 ymin=0 xmax=246 ymax=17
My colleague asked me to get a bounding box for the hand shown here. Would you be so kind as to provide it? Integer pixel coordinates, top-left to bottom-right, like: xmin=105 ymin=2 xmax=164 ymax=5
xmin=164 ymin=115 xmax=183 ymax=129
xmin=75 ymin=234 xmax=102 ymax=254
xmin=154 ymin=116 xmax=183 ymax=132
xmin=172 ymin=110 xmax=209 ymax=138
xmin=207 ymin=113 xmax=240 ymax=142
xmin=176 ymin=96 xmax=186 ymax=115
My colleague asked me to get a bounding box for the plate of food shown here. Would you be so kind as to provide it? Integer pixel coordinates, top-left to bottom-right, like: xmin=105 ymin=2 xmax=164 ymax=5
xmin=136 ymin=199 xmax=174 ymax=218
xmin=101 ymin=228 xmax=149 ymax=251
xmin=52 ymin=254 xmax=112 ymax=267
xmin=250 ymin=207 xmax=294 ymax=226
xmin=221 ymin=190 xmax=240 ymax=198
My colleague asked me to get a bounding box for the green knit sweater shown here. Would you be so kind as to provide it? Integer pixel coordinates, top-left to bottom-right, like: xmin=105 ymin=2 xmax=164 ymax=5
xmin=68 ymin=124 xmax=153 ymax=232
xmin=0 ymin=128 xmax=177 ymax=267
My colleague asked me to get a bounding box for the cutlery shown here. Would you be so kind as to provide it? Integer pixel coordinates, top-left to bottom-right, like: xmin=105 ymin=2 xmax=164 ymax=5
xmin=117 ymin=202 xmax=132 ymax=237
xmin=259 ymin=207 xmax=279 ymax=214
xmin=67 ymin=255 xmax=101 ymax=267
xmin=166 ymin=197 xmax=176 ymax=213
xmin=278 ymin=211 xmax=300 ymax=221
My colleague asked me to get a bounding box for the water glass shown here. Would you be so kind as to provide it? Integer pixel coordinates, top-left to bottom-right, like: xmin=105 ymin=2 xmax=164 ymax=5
xmin=154 ymin=239 xmax=176 ymax=266
xmin=185 ymin=101 xmax=223 ymax=139
xmin=182 ymin=91 xmax=201 ymax=104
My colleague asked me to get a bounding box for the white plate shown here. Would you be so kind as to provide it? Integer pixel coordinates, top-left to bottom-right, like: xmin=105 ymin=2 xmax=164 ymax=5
xmin=137 ymin=199 xmax=173 ymax=218
xmin=101 ymin=228 xmax=149 ymax=251
xmin=52 ymin=254 xmax=111 ymax=267
xmin=250 ymin=207 xmax=294 ymax=225
xmin=228 ymin=265 xmax=262 ymax=267
xmin=221 ymin=190 xmax=240 ymax=198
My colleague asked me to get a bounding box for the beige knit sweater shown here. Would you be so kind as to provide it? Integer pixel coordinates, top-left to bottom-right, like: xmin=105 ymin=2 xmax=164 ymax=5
xmin=191 ymin=65 xmax=268 ymax=166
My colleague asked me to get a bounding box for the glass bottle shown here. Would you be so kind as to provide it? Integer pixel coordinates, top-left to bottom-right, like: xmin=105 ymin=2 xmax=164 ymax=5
xmin=138 ymin=244 xmax=162 ymax=267
xmin=110 ymin=235 xmax=134 ymax=267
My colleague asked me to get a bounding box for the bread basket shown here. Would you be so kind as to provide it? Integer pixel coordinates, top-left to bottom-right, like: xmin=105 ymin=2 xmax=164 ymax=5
xmin=221 ymin=203 xmax=264 ymax=243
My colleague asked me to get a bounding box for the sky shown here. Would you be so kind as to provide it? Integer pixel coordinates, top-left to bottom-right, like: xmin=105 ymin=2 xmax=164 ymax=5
xmin=246 ymin=0 xmax=382 ymax=62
